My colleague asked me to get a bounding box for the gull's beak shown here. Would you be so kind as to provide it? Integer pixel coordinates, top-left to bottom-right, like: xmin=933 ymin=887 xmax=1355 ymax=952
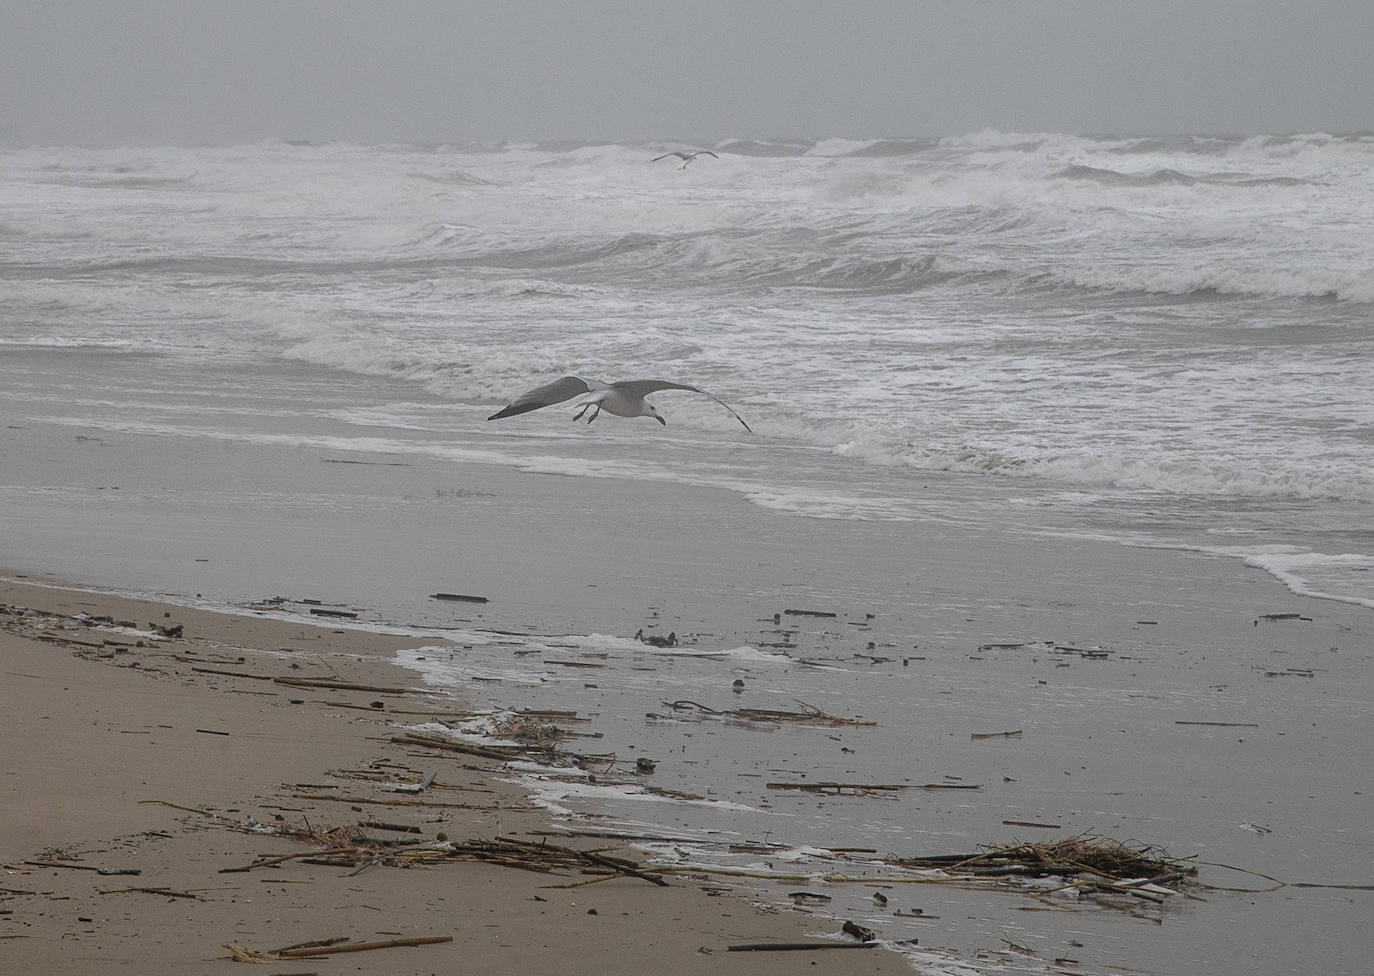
xmin=656 ymin=415 xmax=667 ymax=426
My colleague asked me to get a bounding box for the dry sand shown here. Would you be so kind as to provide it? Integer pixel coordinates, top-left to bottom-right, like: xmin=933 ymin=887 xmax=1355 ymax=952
xmin=1 ymin=576 xmax=910 ymax=975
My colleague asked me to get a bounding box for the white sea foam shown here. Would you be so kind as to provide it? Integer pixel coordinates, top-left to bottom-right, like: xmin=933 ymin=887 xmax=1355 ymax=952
xmin=1242 ymin=550 xmax=1374 ymax=611
xmin=511 ymin=775 xmax=756 ymax=818
xmin=3 ymin=134 xmax=1371 ymax=610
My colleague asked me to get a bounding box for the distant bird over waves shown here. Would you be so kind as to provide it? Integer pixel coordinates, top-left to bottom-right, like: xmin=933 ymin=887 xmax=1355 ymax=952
xmin=652 ymin=150 xmax=719 ymax=169
xmin=488 ymin=375 xmax=752 ymax=432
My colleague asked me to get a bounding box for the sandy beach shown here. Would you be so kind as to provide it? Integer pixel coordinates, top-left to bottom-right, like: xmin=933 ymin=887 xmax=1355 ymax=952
xmin=3 ymin=437 xmax=1372 ymax=976
xmin=1 ymin=574 xmax=917 ymax=975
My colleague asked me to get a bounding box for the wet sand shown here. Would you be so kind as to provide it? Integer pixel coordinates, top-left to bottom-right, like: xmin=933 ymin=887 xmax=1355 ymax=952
xmin=3 ymin=431 xmax=1372 ymax=976
xmin=0 ymin=575 xmax=912 ymax=975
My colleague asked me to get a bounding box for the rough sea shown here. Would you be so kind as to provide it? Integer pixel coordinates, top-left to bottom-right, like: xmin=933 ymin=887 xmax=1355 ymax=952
xmin=4 ymin=132 xmax=1371 ymax=609
xmin=3 ymin=132 xmax=1372 ymax=974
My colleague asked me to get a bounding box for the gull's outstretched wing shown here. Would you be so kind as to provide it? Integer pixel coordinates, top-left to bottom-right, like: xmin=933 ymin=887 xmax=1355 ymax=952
xmin=651 ymin=152 xmax=684 ymax=162
xmin=488 ymin=376 xmax=596 ymax=420
xmin=611 ymin=379 xmax=753 ymax=433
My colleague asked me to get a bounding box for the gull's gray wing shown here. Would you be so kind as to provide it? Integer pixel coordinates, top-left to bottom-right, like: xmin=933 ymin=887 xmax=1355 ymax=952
xmin=611 ymin=379 xmax=753 ymax=433
xmin=488 ymin=376 xmax=594 ymax=420
xmin=651 ymin=152 xmax=683 ymax=162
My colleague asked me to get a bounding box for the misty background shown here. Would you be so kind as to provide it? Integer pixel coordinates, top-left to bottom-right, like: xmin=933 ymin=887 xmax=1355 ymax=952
xmin=4 ymin=1 xmax=1371 ymax=147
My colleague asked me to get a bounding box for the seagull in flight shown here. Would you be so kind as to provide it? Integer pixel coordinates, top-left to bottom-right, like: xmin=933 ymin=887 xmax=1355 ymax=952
xmin=652 ymin=150 xmax=719 ymax=169
xmin=488 ymin=376 xmax=752 ymax=432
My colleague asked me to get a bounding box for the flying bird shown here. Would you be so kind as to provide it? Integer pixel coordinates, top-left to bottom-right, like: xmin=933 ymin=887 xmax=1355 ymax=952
xmin=651 ymin=150 xmax=719 ymax=169
xmin=488 ymin=376 xmax=752 ymax=432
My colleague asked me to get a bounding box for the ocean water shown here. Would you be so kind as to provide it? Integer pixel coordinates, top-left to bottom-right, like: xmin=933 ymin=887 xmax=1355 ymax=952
xmin=3 ymin=132 xmax=1371 ymax=609
xmin=4 ymin=133 xmax=1373 ymax=974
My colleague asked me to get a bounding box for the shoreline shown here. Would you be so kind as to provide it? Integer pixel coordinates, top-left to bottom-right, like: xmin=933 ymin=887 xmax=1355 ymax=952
xmin=0 ymin=573 xmax=910 ymax=975
xmin=4 ymin=433 xmax=1372 ymax=976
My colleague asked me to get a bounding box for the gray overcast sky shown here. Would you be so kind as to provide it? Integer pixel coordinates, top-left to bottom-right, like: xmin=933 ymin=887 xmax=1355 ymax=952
xmin=3 ymin=1 xmax=1371 ymax=146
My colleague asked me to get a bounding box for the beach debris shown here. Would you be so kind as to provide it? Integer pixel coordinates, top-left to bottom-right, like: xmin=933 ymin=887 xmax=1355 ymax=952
xmin=728 ymin=941 xmax=877 ymax=952
xmin=222 ymin=825 xmax=671 ymax=887
xmin=285 ymin=791 xmax=512 ymax=812
xmin=783 ymin=608 xmax=837 ymax=618
xmin=431 ymin=592 xmax=489 ymax=603
xmin=635 ymin=757 xmax=657 ymax=773
xmin=190 ymin=665 xmax=271 ymax=680
xmin=138 ymin=798 xmax=217 ymax=817
xmin=662 ymin=698 xmax=875 ymax=728
xmin=971 ymin=729 xmax=1023 ymax=740
xmin=1002 ymin=935 xmax=1037 ymax=956
xmin=886 ymin=834 xmax=1197 ymax=899
xmin=307 ymin=607 xmax=358 ymax=619
xmin=842 ymin=919 xmax=877 ymax=941
xmin=1264 ymin=667 xmax=1315 ymax=678
xmin=634 ymin=628 xmax=677 ymax=647
xmin=1055 ymin=644 xmax=1111 ymax=660
xmin=24 ymin=860 xmax=140 ymax=876
xmin=363 ymin=820 xmax=422 ymax=834
xmin=766 ymin=781 xmax=979 ymax=795
xmin=389 ymin=771 xmax=438 ymax=794
xmin=224 ymin=935 xmax=452 ymax=962
xmin=272 ymin=676 xmax=415 ymax=694
xmin=99 ymin=886 xmax=201 ymax=900
xmin=397 ymin=717 xmax=610 ymax=770
xmin=395 ymin=732 xmax=529 ymax=762
xmin=491 ymin=713 xmax=568 ymax=748
xmin=1254 ymin=611 xmax=1312 ymax=624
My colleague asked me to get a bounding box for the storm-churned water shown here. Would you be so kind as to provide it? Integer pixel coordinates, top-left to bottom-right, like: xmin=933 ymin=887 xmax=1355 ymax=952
xmin=3 ymin=133 xmax=1373 ymax=975
xmin=3 ymin=132 xmax=1372 ymax=607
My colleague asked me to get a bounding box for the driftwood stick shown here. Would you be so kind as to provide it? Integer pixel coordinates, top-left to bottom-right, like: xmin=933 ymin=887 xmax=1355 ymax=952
xmin=137 ymin=798 xmax=216 ymax=816
xmin=396 ymin=733 xmax=522 ymax=761
xmin=577 ymin=849 xmax=669 ymax=887
xmin=98 ymin=886 xmax=200 ymax=899
xmin=219 ymin=847 xmax=358 ymax=874
xmin=363 ymin=820 xmax=422 ymax=834
xmin=664 ymin=699 xmax=724 ymax=714
xmin=269 ymin=936 xmax=350 ymax=954
xmin=290 ymin=792 xmax=509 ymax=810
xmin=277 ymin=935 xmax=453 ymax=957
xmin=273 ymin=677 xmax=414 ymax=694
xmin=492 ymin=836 xmax=668 ymax=887
xmin=541 ymin=873 xmax=625 ymax=889
xmin=728 ymin=942 xmax=876 ymax=951
xmin=24 ymin=861 xmax=140 ymax=876
xmin=766 ymin=782 xmax=907 ymax=792
xmin=225 ymin=936 xmax=451 ymax=962
xmin=190 ymin=666 xmax=275 ymax=680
